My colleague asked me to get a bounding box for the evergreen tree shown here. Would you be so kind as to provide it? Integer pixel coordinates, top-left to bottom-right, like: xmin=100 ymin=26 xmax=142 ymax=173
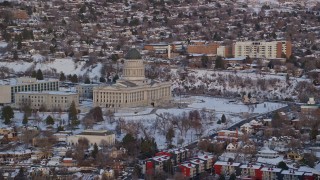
xmin=84 ymin=77 xmax=90 ymax=84
xmin=22 ymin=113 xmax=28 ymax=125
xmin=88 ymin=106 xmax=103 ymax=122
xmin=15 ymin=167 xmax=26 ymax=180
xmin=111 ymin=54 xmax=119 ymax=62
xmin=13 ymin=50 xmax=18 ymax=60
xmin=112 ymin=74 xmax=119 ymax=83
xmin=221 ymin=114 xmax=226 ymax=123
xmin=36 ymin=69 xmax=43 ymax=80
xmin=68 ymin=101 xmax=79 ymax=129
xmin=17 ymin=39 xmax=22 ymax=50
xmin=277 ymin=161 xmax=289 ymax=170
xmin=229 ymin=173 xmax=236 ymax=180
xmin=141 ymin=138 xmax=158 ymax=158
xmin=59 ymin=72 xmax=66 ymax=81
xmin=218 ymin=174 xmax=225 ymax=180
xmin=99 ymin=77 xmax=106 ymax=83
xmin=201 ymin=55 xmax=209 ymax=68
xmin=45 ymin=115 xmax=54 ymax=125
xmin=31 ymin=70 xmax=37 ymax=78
xmin=2 ymin=30 xmax=11 ymax=42
xmin=71 ymin=74 xmax=78 ymax=83
xmin=1 ymin=106 xmax=14 ymax=125
xmin=215 ymin=56 xmax=224 ymax=69
xmin=92 ymin=143 xmax=99 ymax=158
xmin=166 ymin=127 xmax=175 ymax=146
xmin=57 ymin=126 xmax=64 ymax=132
xmin=122 ymin=133 xmax=136 ymax=155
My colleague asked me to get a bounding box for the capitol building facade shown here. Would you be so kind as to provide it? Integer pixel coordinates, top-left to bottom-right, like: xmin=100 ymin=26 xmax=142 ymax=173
xmin=93 ymin=49 xmax=172 ymax=108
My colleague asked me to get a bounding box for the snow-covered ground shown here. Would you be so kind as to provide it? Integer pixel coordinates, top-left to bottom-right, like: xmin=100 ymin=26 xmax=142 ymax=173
xmin=171 ymin=69 xmax=308 ymax=101
xmin=112 ymin=96 xmax=286 ymax=149
xmin=2 ymin=96 xmax=286 ymax=150
xmin=0 ymin=58 xmax=102 ymax=78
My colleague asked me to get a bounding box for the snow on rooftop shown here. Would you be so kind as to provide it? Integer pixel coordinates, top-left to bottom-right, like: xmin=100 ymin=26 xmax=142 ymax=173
xmin=261 ymin=167 xmax=282 ymax=172
xmin=281 ymin=170 xmax=304 ymax=175
xmin=16 ymin=91 xmax=77 ymax=95
xmin=214 ymin=161 xmax=241 ymax=166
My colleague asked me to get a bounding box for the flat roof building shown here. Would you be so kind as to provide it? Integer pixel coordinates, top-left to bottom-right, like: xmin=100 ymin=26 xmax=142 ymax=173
xmin=0 ymin=77 xmax=59 ymax=104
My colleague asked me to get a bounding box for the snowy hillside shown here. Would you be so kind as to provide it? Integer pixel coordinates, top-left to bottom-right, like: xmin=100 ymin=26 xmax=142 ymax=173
xmin=171 ymin=69 xmax=310 ymax=101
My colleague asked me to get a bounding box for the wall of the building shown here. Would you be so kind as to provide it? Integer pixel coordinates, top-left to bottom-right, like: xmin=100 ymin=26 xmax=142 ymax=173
xmin=15 ymin=92 xmax=79 ymax=111
xmin=187 ymin=43 xmax=219 ymax=54
xmin=67 ymin=134 xmax=115 ymax=146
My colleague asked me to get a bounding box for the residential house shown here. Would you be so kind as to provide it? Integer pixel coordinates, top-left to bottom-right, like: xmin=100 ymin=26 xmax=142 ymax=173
xmin=62 ymin=158 xmax=76 ymax=166
xmin=226 ymin=142 xmax=241 ymax=151
xmin=240 ymin=123 xmax=254 ymax=134
xmin=257 ymin=147 xmax=279 ymax=159
xmin=286 ymin=151 xmax=303 ymax=161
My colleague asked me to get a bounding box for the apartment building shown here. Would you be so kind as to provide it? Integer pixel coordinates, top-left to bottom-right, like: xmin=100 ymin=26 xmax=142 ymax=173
xmin=233 ymin=41 xmax=292 ymax=59
xmin=15 ymin=91 xmax=78 ymax=111
xmin=0 ymin=77 xmax=59 ymax=104
xmin=214 ymin=161 xmax=241 ymax=176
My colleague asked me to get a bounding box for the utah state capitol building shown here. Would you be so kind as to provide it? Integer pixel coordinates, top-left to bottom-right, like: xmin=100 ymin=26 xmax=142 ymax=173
xmin=93 ymin=49 xmax=172 ymax=108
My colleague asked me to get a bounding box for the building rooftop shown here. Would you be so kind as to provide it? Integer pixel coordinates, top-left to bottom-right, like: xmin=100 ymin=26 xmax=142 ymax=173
xmin=0 ymin=77 xmax=58 ymax=86
xmin=124 ymin=48 xmax=142 ymax=59
xmin=16 ymin=91 xmax=77 ymax=96
xmin=78 ymin=130 xmax=114 ymax=136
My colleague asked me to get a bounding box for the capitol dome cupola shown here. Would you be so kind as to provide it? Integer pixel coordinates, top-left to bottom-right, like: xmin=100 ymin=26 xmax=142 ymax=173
xmin=122 ymin=48 xmax=146 ymax=82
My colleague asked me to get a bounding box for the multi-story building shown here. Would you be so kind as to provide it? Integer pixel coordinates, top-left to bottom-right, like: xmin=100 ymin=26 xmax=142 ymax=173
xmin=214 ymin=161 xmax=241 ymax=176
xmin=261 ymin=167 xmax=283 ymax=180
xmin=217 ymin=45 xmax=233 ymax=57
xmin=281 ymin=170 xmax=304 ymax=180
xmin=93 ymin=49 xmax=171 ymax=109
xmin=187 ymin=42 xmax=219 ymax=55
xmin=190 ymin=159 xmax=205 ymax=175
xmin=240 ymin=164 xmax=263 ymax=180
xmin=177 ymin=163 xmax=197 ymax=178
xmin=0 ymin=77 xmax=59 ymax=104
xmin=196 ymin=154 xmax=214 ymax=171
xmin=66 ymin=130 xmax=115 ymax=146
xmin=233 ymin=41 xmax=292 ymax=59
xmin=15 ymin=91 xmax=78 ymax=111
xmin=142 ymin=155 xmax=171 ymax=175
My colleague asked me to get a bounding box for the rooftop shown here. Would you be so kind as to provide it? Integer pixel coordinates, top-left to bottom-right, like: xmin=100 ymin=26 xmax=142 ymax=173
xmin=16 ymin=91 xmax=77 ymax=96
xmin=124 ymin=48 xmax=142 ymax=59
xmin=78 ymin=130 xmax=114 ymax=136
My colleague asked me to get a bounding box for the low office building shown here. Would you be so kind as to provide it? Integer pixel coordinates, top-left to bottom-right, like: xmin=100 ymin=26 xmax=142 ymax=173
xmin=15 ymin=91 xmax=78 ymax=111
xmin=75 ymin=83 xmax=99 ymax=99
xmin=0 ymin=77 xmax=59 ymax=104
xmin=66 ymin=130 xmax=115 ymax=146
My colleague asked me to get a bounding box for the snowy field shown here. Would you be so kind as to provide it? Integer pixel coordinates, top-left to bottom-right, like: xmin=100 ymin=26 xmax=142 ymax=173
xmin=2 ymin=96 xmax=286 ymax=150
xmin=112 ymin=96 xmax=286 ymax=149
